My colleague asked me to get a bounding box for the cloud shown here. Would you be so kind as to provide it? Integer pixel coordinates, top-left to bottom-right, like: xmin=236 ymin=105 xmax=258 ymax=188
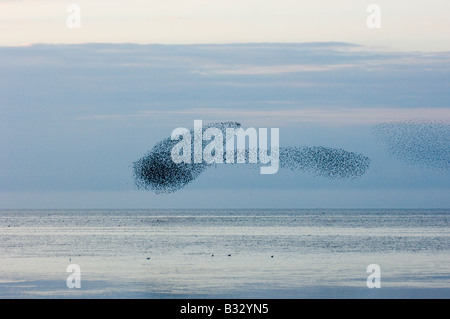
xmin=200 ymin=63 xmax=359 ymax=75
xmin=78 ymin=107 xmax=450 ymax=126
xmin=0 ymin=42 xmax=449 ymax=209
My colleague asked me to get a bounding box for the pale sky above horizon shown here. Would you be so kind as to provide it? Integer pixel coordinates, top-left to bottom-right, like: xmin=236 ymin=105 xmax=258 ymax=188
xmin=1 ymin=0 xmax=450 ymax=51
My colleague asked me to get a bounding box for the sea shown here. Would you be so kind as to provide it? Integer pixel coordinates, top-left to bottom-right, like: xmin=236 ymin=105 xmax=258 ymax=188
xmin=0 ymin=209 xmax=448 ymax=299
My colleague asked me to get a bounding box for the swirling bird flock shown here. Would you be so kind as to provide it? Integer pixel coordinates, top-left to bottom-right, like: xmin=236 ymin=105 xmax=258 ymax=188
xmin=133 ymin=122 xmax=371 ymax=194
xmin=373 ymin=120 xmax=450 ymax=171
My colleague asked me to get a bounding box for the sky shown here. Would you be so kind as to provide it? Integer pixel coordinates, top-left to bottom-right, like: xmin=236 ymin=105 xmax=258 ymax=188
xmin=0 ymin=0 xmax=449 ymax=51
xmin=0 ymin=1 xmax=449 ymax=208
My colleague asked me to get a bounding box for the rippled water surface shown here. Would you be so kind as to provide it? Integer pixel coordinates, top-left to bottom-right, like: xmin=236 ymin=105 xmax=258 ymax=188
xmin=0 ymin=209 xmax=448 ymax=298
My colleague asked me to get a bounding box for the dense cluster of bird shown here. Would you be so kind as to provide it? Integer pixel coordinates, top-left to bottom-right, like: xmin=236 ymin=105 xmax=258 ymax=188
xmin=133 ymin=122 xmax=371 ymax=194
xmin=373 ymin=120 xmax=449 ymax=171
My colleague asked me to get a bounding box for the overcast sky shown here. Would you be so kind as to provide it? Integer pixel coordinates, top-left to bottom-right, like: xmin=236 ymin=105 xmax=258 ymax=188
xmin=0 ymin=1 xmax=449 ymax=208
xmin=0 ymin=0 xmax=449 ymax=51
xmin=0 ymin=43 xmax=449 ymax=208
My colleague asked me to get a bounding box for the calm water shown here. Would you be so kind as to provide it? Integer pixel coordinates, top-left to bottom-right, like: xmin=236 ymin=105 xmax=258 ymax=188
xmin=0 ymin=209 xmax=449 ymax=298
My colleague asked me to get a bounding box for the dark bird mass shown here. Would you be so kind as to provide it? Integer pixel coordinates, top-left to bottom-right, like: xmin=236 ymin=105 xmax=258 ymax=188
xmin=133 ymin=122 xmax=371 ymax=193
xmin=373 ymin=120 xmax=450 ymax=171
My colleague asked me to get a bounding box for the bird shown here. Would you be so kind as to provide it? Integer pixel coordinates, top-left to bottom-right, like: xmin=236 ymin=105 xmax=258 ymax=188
xmin=227 ymin=254 xmax=231 ymax=257
xmin=271 ymin=255 xmax=274 ymax=258
xmin=146 ymin=257 xmax=151 ymax=260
